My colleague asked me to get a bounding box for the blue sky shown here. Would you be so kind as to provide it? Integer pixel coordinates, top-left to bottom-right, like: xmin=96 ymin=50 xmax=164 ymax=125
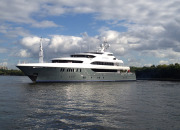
xmin=0 ymin=0 xmax=180 ymax=69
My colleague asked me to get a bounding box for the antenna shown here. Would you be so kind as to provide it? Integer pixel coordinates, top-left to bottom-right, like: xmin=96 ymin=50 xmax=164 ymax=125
xmin=98 ymin=38 xmax=110 ymax=52
xmin=104 ymin=37 xmax=107 ymax=44
xmin=39 ymin=37 xmax=44 ymax=63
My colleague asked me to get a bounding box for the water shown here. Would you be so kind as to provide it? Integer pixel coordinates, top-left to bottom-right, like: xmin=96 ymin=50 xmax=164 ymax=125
xmin=0 ymin=76 xmax=180 ymax=129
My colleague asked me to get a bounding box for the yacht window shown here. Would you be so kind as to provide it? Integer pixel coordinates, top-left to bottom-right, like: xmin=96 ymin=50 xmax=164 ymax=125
xmin=92 ymin=69 xmax=117 ymax=72
xmin=108 ymin=54 xmax=113 ymax=56
xmin=114 ymin=62 xmax=123 ymax=66
xmin=91 ymin=61 xmax=114 ymax=66
xmin=71 ymin=55 xmax=95 ymax=58
xmin=115 ymin=63 xmax=119 ymax=66
xmin=52 ymin=60 xmax=83 ymax=63
xmin=60 ymin=68 xmax=65 ymax=72
xmin=67 ymin=68 xmax=75 ymax=72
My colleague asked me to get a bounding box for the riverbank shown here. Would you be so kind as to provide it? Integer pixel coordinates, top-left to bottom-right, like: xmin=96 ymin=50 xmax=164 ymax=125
xmin=0 ymin=69 xmax=24 ymax=76
xmin=131 ymin=63 xmax=180 ymax=81
xmin=137 ymin=78 xmax=180 ymax=81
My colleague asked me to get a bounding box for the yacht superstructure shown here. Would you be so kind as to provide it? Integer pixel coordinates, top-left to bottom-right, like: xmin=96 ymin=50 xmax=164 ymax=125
xmin=16 ymin=42 xmax=136 ymax=82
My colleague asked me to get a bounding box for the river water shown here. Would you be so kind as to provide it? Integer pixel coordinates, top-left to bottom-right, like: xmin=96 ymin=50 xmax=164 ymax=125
xmin=0 ymin=76 xmax=180 ymax=129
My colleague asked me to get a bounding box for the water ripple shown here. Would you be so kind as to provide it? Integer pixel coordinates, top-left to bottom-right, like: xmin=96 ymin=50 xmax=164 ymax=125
xmin=0 ymin=77 xmax=180 ymax=129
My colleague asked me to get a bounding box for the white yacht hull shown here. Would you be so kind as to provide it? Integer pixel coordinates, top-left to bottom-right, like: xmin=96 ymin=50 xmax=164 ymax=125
xmin=17 ymin=65 xmax=136 ymax=83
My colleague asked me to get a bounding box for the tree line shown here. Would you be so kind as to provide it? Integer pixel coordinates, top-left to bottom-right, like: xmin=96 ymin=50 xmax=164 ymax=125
xmin=0 ymin=69 xmax=24 ymax=76
xmin=130 ymin=63 xmax=180 ymax=80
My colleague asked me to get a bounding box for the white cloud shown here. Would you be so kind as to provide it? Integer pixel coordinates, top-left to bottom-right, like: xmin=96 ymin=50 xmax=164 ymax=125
xmin=0 ymin=0 xmax=58 ymax=28
xmin=21 ymin=37 xmax=50 ymax=53
xmin=0 ymin=0 xmax=38 ymax=23
xmin=21 ymin=37 xmax=41 ymax=53
xmin=1 ymin=0 xmax=180 ymax=66
xmin=1 ymin=0 xmax=180 ymax=28
xmin=159 ymin=60 xmax=169 ymax=65
xmin=32 ymin=20 xmax=58 ymax=28
xmin=99 ymin=30 xmax=119 ymax=42
xmin=49 ymin=35 xmax=82 ymax=53
xmin=0 ymin=24 xmax=30 ymax=37
xmin=17 ymin=49 xmax=31 ymax=58
xmin=19 ymin=35 xmax=102 ymax=60
xmin=141 ymin=49 xmax=180 ymax=62
xmin=19 ymin=27 xmax=180 ymax=65
xmin=20 ymin=35 xmax=85 ymax=59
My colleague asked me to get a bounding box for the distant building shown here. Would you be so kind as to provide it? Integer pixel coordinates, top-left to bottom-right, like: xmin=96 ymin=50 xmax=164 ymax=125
xmin=0 ymin=66 xmax=8 ymax=70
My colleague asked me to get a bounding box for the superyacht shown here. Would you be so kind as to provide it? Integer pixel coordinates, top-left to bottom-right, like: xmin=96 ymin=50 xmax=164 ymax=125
xmin=16 ymin=40 xmax=136 ymax=82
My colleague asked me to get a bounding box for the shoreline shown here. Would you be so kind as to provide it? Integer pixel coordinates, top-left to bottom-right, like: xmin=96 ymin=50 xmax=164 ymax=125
xmin=1 ymin=75 xmax=180 ymax=82
xmin=137 ymin=78 xmax=180 ymax=81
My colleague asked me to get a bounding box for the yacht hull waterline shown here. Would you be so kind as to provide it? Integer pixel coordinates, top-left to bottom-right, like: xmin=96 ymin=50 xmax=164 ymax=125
xmin=16 ymin=41 xmax=136 ymax=83
xmin=16 ymin=65 xmax=136 ymax=83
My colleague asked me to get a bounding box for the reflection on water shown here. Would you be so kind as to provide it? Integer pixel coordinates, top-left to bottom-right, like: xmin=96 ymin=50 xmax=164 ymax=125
xmin=0 ymin=76 xmax=180 ymax=129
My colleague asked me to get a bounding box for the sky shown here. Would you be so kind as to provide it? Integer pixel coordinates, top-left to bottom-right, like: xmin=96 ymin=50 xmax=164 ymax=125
xmin=0 ymin=0 xmax=180 ymax=69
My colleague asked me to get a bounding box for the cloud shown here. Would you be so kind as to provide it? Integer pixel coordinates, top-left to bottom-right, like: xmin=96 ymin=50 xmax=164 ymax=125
xmin=1 ymin=0 xmax=180 ymax=66
xmin=19 ymin=35 xmax=101 ymax=60
xmin=32 ymin=20 xmax=58 ymax=28
xmin=17 ymin=49 xmax=31 ymax=58
xmin=141 ymin=49 xmax=180 ymax=60
xmin=0 ymin=24 xmax=30 ymax=38
xmin=0 ymin=0 xmax=58 ymax=28
xmin=1 ymin=0 xmax=180 ymax=28
xmin=94 ymin=1 xmax=180 ymax=25
xmin=0 ymin=48 xmax=7 ymax=53
xmin=21 ymin=37 xmax=41 ymax=53
xmin=159 ymin=60 xmax=169 ymax=65
xmin=0 ymin=0 xmax=37 ymax=23
xmin=41 ymin=1 xmax=95 ymax=15
xmin=19 ymin=36 xmax=81 ymax=60
xmin=0 ymin=62 xmax=8 ymax=67
xmin=49 ymin=35 xmax=82 ymax=53
xmin=21 ymin=36 xmax=50 ymax=53
xmin=19 ymin=25 xmax=180 ymax=65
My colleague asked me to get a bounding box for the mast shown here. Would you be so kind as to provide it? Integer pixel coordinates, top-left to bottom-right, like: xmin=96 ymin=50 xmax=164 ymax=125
xmin=39 ymin=37 xmax=43 ymax=63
